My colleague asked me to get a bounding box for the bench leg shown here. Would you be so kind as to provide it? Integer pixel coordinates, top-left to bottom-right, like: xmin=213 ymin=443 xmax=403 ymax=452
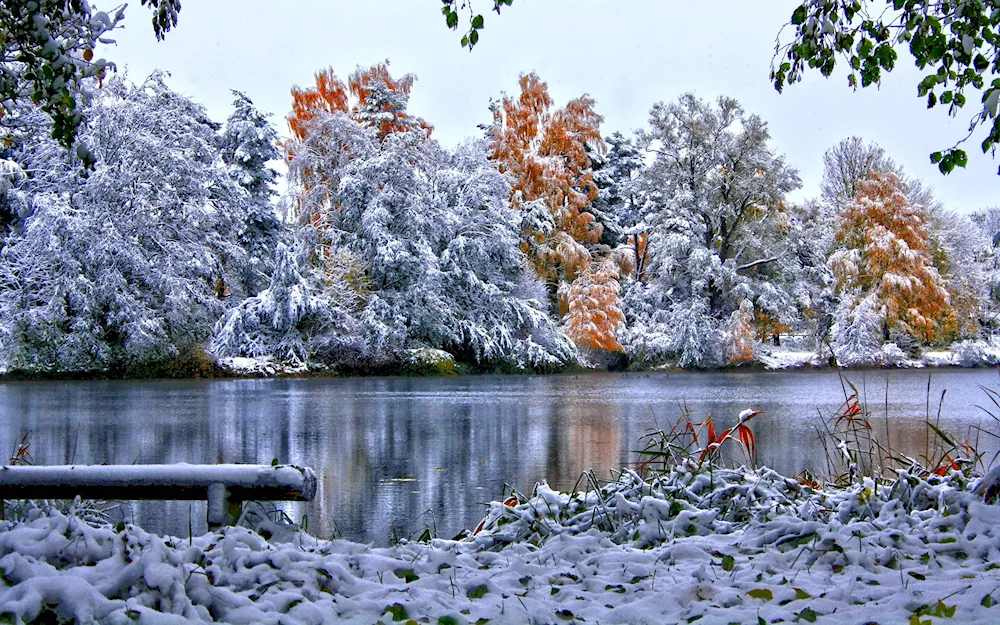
xmin=207 ymin=483 xmax=237 ymax=529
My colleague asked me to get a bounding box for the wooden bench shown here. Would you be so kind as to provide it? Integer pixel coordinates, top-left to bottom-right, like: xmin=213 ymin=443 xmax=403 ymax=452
xmin=0 ymin=463 xmax=317 ymax=529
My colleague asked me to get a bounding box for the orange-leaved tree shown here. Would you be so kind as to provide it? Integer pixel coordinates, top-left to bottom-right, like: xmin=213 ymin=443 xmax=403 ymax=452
xmin=560 ymin=257 xmax=626 ymax=353
xmin=489 ymin=72 xmax=605 ymax=284
xmin=288 ymin=61 xmax=431 ymax=143
xmin=286 ymin=62 xmax=432 ymax=240
xmin=828 ymin=172 xmax=953 ymax=344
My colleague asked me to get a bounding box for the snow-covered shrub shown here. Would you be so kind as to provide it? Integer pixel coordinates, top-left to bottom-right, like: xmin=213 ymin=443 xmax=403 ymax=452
xmin=878 ymin=342 xmax=909 ymax=366
xmin=951 ymin=340 xmax=1000 ymax=367
xmin=402 ymin=348 xmax=456 ymax=376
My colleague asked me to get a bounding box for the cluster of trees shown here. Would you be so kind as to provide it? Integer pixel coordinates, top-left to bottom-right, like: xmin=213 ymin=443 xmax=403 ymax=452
xmin=1 ymin=62 xmax=999 ymax=375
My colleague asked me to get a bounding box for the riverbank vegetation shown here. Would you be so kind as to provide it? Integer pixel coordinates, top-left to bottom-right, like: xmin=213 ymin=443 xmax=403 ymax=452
xmin=3 ymin=64 xmax=1000 ymax=378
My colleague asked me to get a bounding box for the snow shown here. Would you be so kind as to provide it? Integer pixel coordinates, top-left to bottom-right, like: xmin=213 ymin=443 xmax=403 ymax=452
xmin=3 ymin=465 xmax=1000 ymax=624
xmin=757 ymin=349 xmax=822 ymax=370
xmin=215 ymin=357 xmax=308 ymax=377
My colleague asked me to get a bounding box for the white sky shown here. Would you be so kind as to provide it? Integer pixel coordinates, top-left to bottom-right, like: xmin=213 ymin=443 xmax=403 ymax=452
xmin=103 ymin=0 xmax=997 ymax=213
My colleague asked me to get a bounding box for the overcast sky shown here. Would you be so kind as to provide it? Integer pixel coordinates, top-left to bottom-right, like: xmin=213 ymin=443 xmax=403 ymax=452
xmin=103 ymin=0 xmax=996 ymax=213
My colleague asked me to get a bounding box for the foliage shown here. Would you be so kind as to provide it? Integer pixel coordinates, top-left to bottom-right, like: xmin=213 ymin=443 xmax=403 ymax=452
xmin=489 ymin=72 xmax=605 ymax=285
xmin=772 ymin=0 xmax=1000 ymax=174
xmin=440 ymin=0 xmax=515 ymax=49
xmin=0 ymin=0 xmax=181 ymax=154
xmin=287 ymin=62 xmax=430 ymax=144
xmin=828 ymin=172 xmax=953 ymax=345
xmin=561 ymin=257 xmax=626 ymax=354
xmin=0 ymin=74 xmax=256 ymax=373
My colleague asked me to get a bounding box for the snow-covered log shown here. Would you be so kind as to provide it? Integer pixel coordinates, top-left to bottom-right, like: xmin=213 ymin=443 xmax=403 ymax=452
xmin=0 ymin=464 xmax=316 ymax=528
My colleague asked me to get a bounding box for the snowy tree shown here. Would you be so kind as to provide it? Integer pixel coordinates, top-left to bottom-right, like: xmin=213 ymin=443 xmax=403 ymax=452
xmin=220 ymin=91 xmax=282 ymax=295
xmin=970 ymin=207 xmax=1000 ymax=333
xmin=221 ymin=91 xmax=279 ymax=203
xmin=820 ymin=137 xmax=937 ymax=211
xmin=210 ymin=243 xmax=360 ymax=366
xmin=590 ymin=132 xmax=649 ymax=278
xmin=489 ymin=72 xmax=604 ymax=285
xmin=926 ymin=207 xmax=989 ymax=340
xmin=0 ymin=74 xmax=256 ymax=373
xmin=285 ymin=73 xmax=575 ymax=370
xmin=287 ymin=63 xmax=431 ymax=144
xmin=286 ymin=63 xmax=431 ymax=244
xmin=831 ymin=291 xmax=884 ymax=367
xmin=780 ymin=199 xmax=838 ymax=349
xmin=821 ymin=137 xmax=898 ymax=209
xmin=828 ymin=172 xmax=952 ymax=346
xmin=623 ymin=94 xmax=801 ymax=367
xmin=433 ymin=141 xmax=576 ymax=369
xmin=724 ymin=298 xmax=758 ymax=364
xmin=561 ymin=257 xmax=626 ymax=356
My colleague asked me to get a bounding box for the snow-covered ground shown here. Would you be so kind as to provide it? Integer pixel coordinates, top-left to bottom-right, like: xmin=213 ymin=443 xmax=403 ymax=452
xmin=3 ymin=465 xmax=1000 ymax=624
xmin=214 ymin=357 xmax=309 ymax=378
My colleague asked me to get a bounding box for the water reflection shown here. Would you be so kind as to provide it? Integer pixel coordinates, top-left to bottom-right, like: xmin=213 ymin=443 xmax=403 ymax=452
xmin=1 ymin=369 xmax=998 ymax=544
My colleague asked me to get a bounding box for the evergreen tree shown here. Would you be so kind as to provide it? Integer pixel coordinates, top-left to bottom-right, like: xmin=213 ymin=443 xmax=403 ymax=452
xmin=220 ymin=91 xmax=282 ymax=295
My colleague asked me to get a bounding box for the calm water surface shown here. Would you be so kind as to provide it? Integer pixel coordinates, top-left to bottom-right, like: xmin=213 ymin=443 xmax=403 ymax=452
xmin=1 ymin=369 xmax=999 ymax=544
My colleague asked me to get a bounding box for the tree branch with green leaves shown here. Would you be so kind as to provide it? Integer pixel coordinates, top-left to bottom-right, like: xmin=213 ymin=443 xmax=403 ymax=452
xmin=0 ymin=0 xmax=181 ymax=159
xmin=772 ymin=0 xmax=1000 ymax=175
xmin=440 ymin=0 xmax=515 ymax=49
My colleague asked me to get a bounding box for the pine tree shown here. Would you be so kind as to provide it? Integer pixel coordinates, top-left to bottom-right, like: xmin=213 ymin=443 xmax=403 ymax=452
xmin=210 ymin=242 xmax=359 ymax=366
xmin=220 ymin=91 xmax=282 ymax=295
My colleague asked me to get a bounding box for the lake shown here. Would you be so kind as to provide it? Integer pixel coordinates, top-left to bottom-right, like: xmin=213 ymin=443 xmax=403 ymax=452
xmin=2 ymin=368 xmax=999 ymax=544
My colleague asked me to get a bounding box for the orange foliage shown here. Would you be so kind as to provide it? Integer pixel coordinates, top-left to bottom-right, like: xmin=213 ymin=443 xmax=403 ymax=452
xmin=287 ymin=61 xmax=431 ymax=143
xmin=490 ymin=72 xmax=605 ymax=282
xmin=286 ymin=62 xmax=432 ymax=240
xmin=830 ymin=172 xmax=952 ymax=343
xmin=288 ymin=67 xmax=349 ymax=141
xmin=754 ymin=311 xmax=791 ymax=343
xmin=561 ymin=258 xmax=625 ymax=353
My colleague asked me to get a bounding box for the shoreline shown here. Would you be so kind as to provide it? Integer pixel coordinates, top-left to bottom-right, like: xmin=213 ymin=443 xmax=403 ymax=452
xmin=1 ymin=350 xmax=997 ymax=382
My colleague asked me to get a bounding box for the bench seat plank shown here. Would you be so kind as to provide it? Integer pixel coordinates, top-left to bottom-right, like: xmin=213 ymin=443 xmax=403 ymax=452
xmin=0 ymin=464 xmax=317 ymax=502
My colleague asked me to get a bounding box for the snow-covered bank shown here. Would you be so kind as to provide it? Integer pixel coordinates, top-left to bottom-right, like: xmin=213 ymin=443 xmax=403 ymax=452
xmin=757 ymin=339 xmax=1000 ymax=371
xmin=4 ymin=466 xmax=1000 ymax=624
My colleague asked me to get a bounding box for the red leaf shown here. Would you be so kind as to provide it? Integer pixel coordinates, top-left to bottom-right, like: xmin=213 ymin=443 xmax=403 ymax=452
xmin=737 ymin=424 xmax=756 ymax=459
